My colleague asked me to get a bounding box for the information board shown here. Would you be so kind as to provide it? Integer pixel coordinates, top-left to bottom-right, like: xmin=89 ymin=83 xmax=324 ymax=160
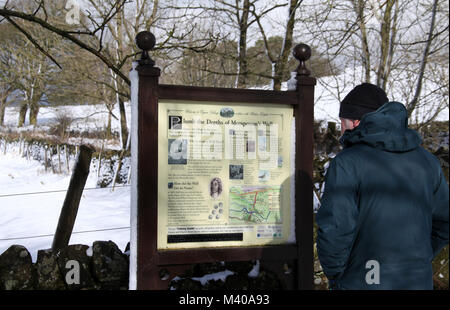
xmin=157 ymin=100 xmax=294 ymax=250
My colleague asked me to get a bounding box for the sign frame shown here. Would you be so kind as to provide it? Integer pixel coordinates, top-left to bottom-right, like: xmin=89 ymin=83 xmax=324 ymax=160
xmin=130 ymin=32 xmax=315 ymax=290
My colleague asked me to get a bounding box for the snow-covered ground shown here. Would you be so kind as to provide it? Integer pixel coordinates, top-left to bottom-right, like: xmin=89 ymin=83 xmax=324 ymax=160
xmin=0 ymin=148 xmax=254 ymax=284
xmin=3 ymin=102 xmax=131 ymax=133
xmin=2 ymin=102 xmax=131 ymax=151
xmin=0 ymin=148 xmax=130 ymax=262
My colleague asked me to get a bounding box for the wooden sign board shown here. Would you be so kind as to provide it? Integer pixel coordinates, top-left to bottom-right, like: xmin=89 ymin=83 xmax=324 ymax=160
xmin=129 ymin=34 xmax=315 ymax=290
xmin=158 ymin=100 xmax=295 ymax=250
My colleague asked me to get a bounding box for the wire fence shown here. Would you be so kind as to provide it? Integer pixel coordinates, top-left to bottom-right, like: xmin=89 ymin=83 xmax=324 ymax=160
xmin=0 ymin=134 xmax=134 ymax=249
xmin=0 ymin=184 xmax=131 ymax=199
xmin=0 ymin=227 xmax=130 ymax=242
xmin=0 ymin=184 xmax=131 ymax=243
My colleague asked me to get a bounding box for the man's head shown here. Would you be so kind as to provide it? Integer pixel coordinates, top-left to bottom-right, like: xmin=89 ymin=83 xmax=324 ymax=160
xmin=339 ymin=83 xmax=389 ymax=134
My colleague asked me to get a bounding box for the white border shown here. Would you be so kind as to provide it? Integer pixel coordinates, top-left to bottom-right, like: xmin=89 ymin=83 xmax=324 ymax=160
xmin=129 ymin=61 xmax=139 ymax=290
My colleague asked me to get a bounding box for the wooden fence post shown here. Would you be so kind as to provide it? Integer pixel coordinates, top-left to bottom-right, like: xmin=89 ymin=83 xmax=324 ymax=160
xmin=293 ymin=44 xmax=316 ymax=290
xmin=44 ymin=145 xmax=48 ymax=172
xmin=51 ymin=146 xmax=56 ymax=174
xmin=65 ymin=145 xmax=70 ymax=173
xmin=26 ymin=142 xmax=30 ymax=160
xmin=97 ymin=142 xmax=103 ymax=178
xmin=19 ymin=137 xmax=23 ymax=156
xmin=57 ymin=144 xmax=62 ymax=174
xmin=52 ymin=145 xmax=93 ymax=251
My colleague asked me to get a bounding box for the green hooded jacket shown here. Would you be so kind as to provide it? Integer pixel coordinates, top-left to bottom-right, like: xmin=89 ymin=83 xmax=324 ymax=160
xmin=316 ymin=101 xmax=449 ymax=290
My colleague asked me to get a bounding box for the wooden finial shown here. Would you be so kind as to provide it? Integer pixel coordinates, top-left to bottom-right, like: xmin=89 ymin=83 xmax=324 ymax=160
xmin=293 ymin=43 xmax=312 ymax=77
xmin=135 ymin=31 xmax=156 ymax=66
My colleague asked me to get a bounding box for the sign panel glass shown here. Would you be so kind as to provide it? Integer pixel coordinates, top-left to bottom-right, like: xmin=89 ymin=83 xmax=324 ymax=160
xmin=157 ymin=100 xmax=294 ymax=250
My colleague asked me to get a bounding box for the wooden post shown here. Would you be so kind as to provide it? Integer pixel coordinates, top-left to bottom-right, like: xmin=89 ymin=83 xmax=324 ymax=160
xmin=134 ymin=31 xmax=161 ymax=290
xmin=97 ymin=142 xmax=103 ymax=178
xmin=127 ymin=164 xmax=132 ymax=185
xmin=132 ymin=32 xmax=316 ymax=290
xmin=293 ymin=43 xmax=316 ymax=290
xmin=23 ymin=141 xmax=27 ymax=158
xmin=112 ymin=133 xmax=130 ymax=191
xmin=65 ymin=145 xmax=70 ymax=173
xmin=19 ymin=136 xmax=23 ymax=156
xmin=52 ymin=145 xmax=93 ymax=251
xmin=44 ymin=145 xmax=48 ymax=172
xmin=57 ymin=145 xmax=62 ymax=174
xmin=51 ymin=146 xmax=56 ymax=174
xmin=26 ymin=142 xmax=29 ymax=160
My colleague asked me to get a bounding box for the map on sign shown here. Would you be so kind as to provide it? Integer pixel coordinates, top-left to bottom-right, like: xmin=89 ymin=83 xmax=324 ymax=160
xmin=229 ymin=186 xmax=282 ymax=225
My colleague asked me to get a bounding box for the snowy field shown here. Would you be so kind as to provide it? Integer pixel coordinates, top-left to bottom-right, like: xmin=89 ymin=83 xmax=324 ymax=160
xmin=1 ymin=102 xmax=132 ymax=151
xmin=0 ymin=149 xmax=130 ymax=262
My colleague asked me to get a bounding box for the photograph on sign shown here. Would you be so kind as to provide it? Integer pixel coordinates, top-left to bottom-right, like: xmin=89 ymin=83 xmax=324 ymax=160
xmin=157 ymin=100 xmax=294 ymax=250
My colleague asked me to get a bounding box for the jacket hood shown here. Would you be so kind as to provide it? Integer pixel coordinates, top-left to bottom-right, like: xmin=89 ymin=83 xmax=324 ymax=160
xmin=340 ymin=101 xmax=422 ymax=152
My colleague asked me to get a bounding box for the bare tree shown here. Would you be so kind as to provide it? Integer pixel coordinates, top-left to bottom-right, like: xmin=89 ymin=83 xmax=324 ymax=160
xmin=252 ymin=0 xmax=302 ymax=90
xmin=1 ymin=0 xmax=215 ymax=146
xmin=407 ymin=0 xmax=440 ymax=118
xmin=298 ymin=0 xmax=449 ymax=125
xmin=0 ymin=23 xmax=18 ymax=126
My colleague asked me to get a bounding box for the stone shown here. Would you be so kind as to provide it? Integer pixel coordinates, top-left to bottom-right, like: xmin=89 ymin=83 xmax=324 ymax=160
xmin=248 ymin=270 xmax=283 ymax=290
xmin=170 ymin=278 xmax=202 ymax=290
xmin=91 ymin=241 xmax=128 ymax=289
xmin=224 ymin=274 xmax=250 ymax=290
xmin=0 ymin=245 xmax=36 ymax=290
xmin=124 ymin=242 xmax=130 ymax=255
xmin=203 ymin=278 xmax=225 ymax=290
xmin=224 ymin=261 xmax=255 ymax=275
xmin=35 ymin=249 xmax=66 ymax=290
xmin=56 ymin=244 xmax=97 ymax=290
xmin=191 ymin=262 xmax=226 ymax=278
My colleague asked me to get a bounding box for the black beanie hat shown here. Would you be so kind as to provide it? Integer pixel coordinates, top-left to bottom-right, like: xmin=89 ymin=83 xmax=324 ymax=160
xmin=339 ymin=83 xmax=389 ymax=120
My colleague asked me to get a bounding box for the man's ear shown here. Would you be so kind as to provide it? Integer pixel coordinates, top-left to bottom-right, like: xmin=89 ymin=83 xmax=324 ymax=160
xmin=353 ymin=119 xmax=361 ymax=127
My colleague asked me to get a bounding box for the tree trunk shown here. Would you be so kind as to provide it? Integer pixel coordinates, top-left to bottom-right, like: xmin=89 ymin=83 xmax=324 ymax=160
xmin=376 ymin=0 xmax=395 ymax=89
xmin=0 ymin=87 xmax=12 ymax=126
xmin=354 ymin=0 xmax=371 ymax=83
xmin=408 ymin=0 xmax=438 ymax=119
xmin=236 ymin=0 xmax=250 ymax=88
xmin=0 ymin=98 xmax=6 ymax=127
xmin=106 ymin=110 xmax=112 ymax=139
xmin=273 ymin=65 xmax=282 ymax=91
xmin=18 ymin=102 xmax=28 ymax=127
xmin=118 ymin=96 xmax=128 ymax=150
xmin=29 ymin=102 xmax=39 ymax=126
xmin=382 ymin=0 xmax=399 ymax=90
xmin=272 ymin=0 xmax=299 ymax=91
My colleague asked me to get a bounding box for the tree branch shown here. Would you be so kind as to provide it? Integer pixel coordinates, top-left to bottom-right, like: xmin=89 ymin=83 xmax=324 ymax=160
xmin=0 ymin=7 xmax=130 ymax=85
xmin=4 ymin=15 xmax=62 ymax=69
